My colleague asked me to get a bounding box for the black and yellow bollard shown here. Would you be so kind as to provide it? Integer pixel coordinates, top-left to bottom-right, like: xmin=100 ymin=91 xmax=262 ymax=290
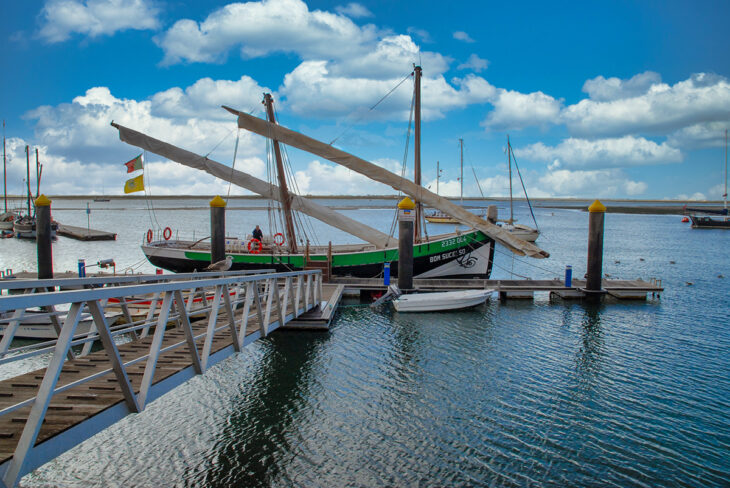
xmin=210 ymin=195 xmax=226 ymax=266
xmin=586 ymin=199 xmax=606 ymax=295
xmin=397 ymin=197 xmax=415 ymax=290
xmin=35 ymin=194 xmax=53 ymax=279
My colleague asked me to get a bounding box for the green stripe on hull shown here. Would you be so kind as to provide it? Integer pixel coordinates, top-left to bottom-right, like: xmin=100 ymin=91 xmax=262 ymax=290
xmin=183 ymin=231 xmax=488 ymax=267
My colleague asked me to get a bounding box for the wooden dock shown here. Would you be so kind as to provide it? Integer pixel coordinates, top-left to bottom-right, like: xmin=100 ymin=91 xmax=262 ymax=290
xmin=57 ymin=224 xmax=116 ymax=241
xmin=0 ymin=271 xmax=337 ymax=486
xmin=331 ymin=277 xmax=663 ymax=300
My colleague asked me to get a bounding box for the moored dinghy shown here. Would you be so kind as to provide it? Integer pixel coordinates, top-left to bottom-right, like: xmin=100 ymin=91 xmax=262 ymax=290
xmin=392 ymin=288 xmax=494 ymax=312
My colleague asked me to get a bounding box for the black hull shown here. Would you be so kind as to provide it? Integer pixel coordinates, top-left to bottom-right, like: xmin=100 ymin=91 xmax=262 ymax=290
xmin=690 ymin=215 xmax=730 ymax=229
xmin=145 ymin=236 xmax=495 ymax=280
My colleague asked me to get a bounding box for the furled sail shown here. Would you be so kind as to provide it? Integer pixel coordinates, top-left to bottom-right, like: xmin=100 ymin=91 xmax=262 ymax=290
xmin=111 ymin=122 xmax=393 ymax=248
xmin=224 ymin=107 xmax=549 ymax=258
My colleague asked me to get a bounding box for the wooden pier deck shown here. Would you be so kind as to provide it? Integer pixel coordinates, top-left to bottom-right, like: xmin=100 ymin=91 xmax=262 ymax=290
xmin=57 ymin=224 xmax=116 ymax=241
xmin=331 ymin=277 xmax=663 ymax=300
xmin=0 ymin=273 xmax=338 ymax=486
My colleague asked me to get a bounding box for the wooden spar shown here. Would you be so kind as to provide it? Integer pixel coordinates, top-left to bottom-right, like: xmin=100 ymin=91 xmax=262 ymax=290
xmin=263 ymin=94 xmax=298 ymax=253
xmin=225 ymin=106 xmax=550 ymax=258
xmin=111 ymin=122 xmax=393 ymax=248
xmin=414 ymin=66 xmax=422 ymax=241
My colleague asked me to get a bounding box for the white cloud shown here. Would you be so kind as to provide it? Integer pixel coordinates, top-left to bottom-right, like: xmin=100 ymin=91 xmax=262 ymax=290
xmin=407 ymin=27 xmax=432 ymax=43
xmin=582 ymin=71 xmax=662 ymax=101
xmin=482 ymin=89 xmax=563 ymax=130
xmin=562 ymin=73 xmax=730 ymax=137
xmin=457 ymin=54 xmax=489 ymax=73
xmin=666 ymin=121 xmax=729 ymax=150
xmin=453 ymin=31 xmax=475 ymax=43
xmin=156 ymin=0 xmax=379 ymax=65
xmin=280 ymin=62 xmax=495 ymax=120
xmin=25 ymin=85 xmax=264 ymax=169
xmin=38 ymin=0 xmax=160 ymax=43
xmin=515 ymin=136 xmax=682 ymax=169
xmin=335 ymin=2 xmax=373 ymax=18
xmin=708 ymin=184 xmax=726 ymax=200
xmin=677 ymin=192 xmax=707 ymax=201
xmin=538 ymin=168 xmax=648 ymax=197
xmin=293 ymin=158 xmax=402 ymax=195
xmin=150 ymin=76 xmax=269 ymax=120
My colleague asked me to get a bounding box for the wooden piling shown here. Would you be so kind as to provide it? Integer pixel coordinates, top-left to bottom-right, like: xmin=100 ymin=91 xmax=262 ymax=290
xmin=35 ymin=194 xmax=53 ymax=279
xmin=397 ymin=197 xmax=415 ymax=290
xmin=210 ymin=196 xmax=226 ymax=265
xmin=586 ymin=200 xmax=606 ymax=294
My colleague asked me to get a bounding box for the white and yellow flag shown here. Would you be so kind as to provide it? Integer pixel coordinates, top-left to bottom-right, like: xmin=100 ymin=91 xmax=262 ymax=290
xmin=123 ymin=174 xmax=145 ymax=194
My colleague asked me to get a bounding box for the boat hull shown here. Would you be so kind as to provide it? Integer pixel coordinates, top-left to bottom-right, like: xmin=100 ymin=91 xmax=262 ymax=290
xmin=393 ymin=289 xmax=493 ymax=312
xmin=143 ymin=230 xmax=495 ymax=279
xmin=689 ymin=215 xmax=730 ymax=229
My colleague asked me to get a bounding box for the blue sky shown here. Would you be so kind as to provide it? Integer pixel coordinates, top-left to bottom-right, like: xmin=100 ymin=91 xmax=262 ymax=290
xmin=1 ymin=0 xmax=729 ymax=199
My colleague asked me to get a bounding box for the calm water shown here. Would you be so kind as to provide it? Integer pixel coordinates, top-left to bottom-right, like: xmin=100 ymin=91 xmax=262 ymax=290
xmin=2 ymin=197 xmax=729 ymax=487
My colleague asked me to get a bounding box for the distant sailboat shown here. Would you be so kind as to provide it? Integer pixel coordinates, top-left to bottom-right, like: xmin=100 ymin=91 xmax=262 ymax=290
xmin=425 ymin=138 xmax=486 ymax=224
xmin=686 ymin=129 xmax=729 ymax=229
xmin=498 ymin=136 xmax=540 ymax=242
xmin=1 ymin=120 xmax=18 ymax=236
xmin=13 ymin=146 xmax=57 ymax=239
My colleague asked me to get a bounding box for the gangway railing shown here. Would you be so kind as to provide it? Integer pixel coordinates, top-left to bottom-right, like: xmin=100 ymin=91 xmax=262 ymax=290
xmin=0 ymin=269 xmax=322 ymax=488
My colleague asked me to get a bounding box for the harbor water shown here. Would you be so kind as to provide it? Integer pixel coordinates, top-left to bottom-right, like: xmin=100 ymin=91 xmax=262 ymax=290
xmin=1 ymin=197 xmax=729 ymax=487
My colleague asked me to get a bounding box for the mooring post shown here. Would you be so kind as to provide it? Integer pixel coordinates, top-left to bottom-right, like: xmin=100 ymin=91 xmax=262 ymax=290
xmin=35 ymin=194 xmax=53 ymax=279
xmin=210 ymin=195 xmax=226 ymax=265
xmin=397 ymin=197 xmax=415 ymax=290
xmin=486 ymin=205 xmax=498 ymax=223
xmin=586 ymin=199 xmax=606 ymax=294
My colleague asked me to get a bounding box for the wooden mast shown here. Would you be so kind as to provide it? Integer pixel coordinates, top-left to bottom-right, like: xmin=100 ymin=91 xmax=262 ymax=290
xmin=414 ymin=66 xmax=422 ymax=241
xmin=263 ymin=93 xmax=298 ymax=253
xmin=3 ymin=120 xmax=8 ymax=212
xmin=459 ymin=138 xmax=464 ymax=204
xmin=508 ymin=135 xmax=514 ymax=224
xmin=24 ymin=146 xmax=31 ymax=216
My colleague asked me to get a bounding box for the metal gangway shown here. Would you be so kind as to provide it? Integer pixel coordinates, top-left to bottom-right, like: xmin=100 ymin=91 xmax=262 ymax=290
xmin=0 ymin=269 xmax=325 ymax=487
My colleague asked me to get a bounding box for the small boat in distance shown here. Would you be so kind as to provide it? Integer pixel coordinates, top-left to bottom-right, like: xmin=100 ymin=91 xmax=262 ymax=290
xmin=497 ymin=136 xmax=540 ymax=242
xmin=686 ymin=129 xmax=729 ymax=229
xmin=392 ymin=288 xmax=494 ymax=312
xmin=425 ymin=138 xmax=486 ymax=224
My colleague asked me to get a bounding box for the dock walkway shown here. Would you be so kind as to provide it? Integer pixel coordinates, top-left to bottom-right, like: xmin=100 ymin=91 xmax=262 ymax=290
xmin=331 ymin=277 xmax=663 ymax=300
xmin=57 ymin=224 xmax=116 ymax=241
xmin=0 ymin=270 xmax=336 ymax=487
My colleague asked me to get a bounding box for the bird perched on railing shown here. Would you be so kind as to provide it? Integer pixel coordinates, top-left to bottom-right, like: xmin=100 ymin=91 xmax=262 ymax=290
xmin=205 ymin=256 xmax=233 ymax=272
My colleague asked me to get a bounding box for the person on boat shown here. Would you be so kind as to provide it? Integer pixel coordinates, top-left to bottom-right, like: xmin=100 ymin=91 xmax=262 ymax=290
xmin=252 ymin=225 xmax=263 ymax=242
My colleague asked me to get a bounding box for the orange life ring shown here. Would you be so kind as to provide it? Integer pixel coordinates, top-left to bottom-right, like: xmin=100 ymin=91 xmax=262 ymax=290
xmin=248 ymin=238 xmax=262 ymax=254
xmin=163 ymin=227 xmax=172 ymax=240
xmin=146 ymin=229 xmax=153 ymax=243
xmin=273 ymin=232 xmax=285 ymax=246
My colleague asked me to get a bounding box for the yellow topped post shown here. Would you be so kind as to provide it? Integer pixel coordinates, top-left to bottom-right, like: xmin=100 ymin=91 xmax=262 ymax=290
xmin=34 ymin=194 xmax=52 ymax=207
xmin=398 ymin=197 xmax=416 ymax=210
xmin=588 ymin=199 xmax=606 ymax=213
xmin=35 ymin=195 xmax=54 ymax=279
xmin=210 ymin=196 xmax=226 ymax=265
xmin=209 ymin=195 xmax=226 ymax=207
xmin=586 ymin=199 xmax=606 ymax=296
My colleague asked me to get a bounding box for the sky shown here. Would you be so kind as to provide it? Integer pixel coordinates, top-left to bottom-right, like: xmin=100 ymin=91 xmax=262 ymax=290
xmin=1 ymin=0 xmax=729 ymax=200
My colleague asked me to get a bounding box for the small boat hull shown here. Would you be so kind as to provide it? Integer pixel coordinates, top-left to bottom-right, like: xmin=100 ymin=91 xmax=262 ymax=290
xmin=392 ymin=289 xmax=494 ymax=312
xmin=689 ymin=215 xmax=730 ymax=229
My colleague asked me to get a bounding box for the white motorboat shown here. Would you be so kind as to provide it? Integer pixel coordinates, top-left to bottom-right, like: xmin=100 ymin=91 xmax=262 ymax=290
xmin=501 ymin=222 xmax=540 ymax=242
xmin=392 ymin=289 xmax=494 ymax=312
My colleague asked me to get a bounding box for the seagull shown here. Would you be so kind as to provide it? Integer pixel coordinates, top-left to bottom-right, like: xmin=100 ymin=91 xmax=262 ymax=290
xmin=205 ymin=256 xmax=233 ymax=272
xmin=685 ymin=281 xmax=694 ymax=286
xmin=718 ymin=274 xmax=725 ymax=279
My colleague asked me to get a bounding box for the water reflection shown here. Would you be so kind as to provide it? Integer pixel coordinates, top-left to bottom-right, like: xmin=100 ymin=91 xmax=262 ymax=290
xmin=196 ymin=330 xmax=330 ymax=487
xmin=575 ymin=304 xmax=605 ymax=392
